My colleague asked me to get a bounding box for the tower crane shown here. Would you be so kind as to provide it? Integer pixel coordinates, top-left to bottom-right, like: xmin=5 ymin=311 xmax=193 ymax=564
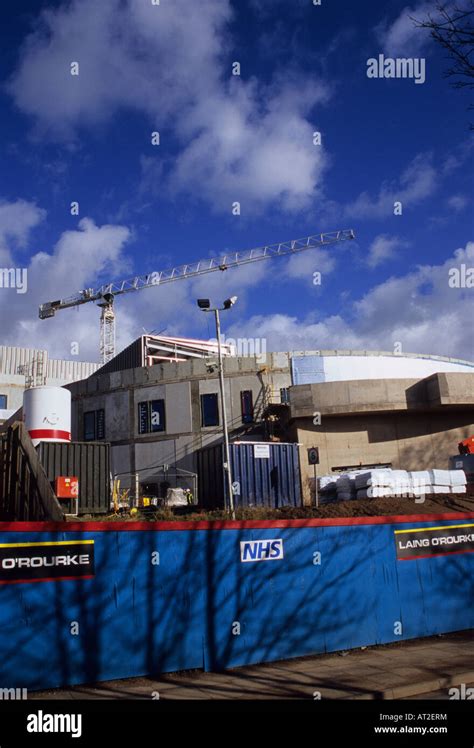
xmin=39 ymin=229 xmax=355 ymax=364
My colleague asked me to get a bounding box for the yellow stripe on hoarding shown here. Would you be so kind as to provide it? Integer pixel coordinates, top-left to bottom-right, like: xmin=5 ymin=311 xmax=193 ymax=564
xmin=394 ymin=524 xmax=474 ymax=535
xmin=0 ymin=541 xmax=94 ymax=548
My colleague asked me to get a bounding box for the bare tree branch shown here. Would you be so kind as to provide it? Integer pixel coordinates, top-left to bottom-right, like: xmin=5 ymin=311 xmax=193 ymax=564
xmin=412 ymin=2 xmax=474 ymax=126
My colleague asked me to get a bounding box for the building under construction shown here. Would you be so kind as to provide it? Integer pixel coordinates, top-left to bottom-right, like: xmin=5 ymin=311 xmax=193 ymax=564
xmin=2 ymin=230 xmax=473 ymax=509
xmin=66 ymin=335 xmax=474 ymax=505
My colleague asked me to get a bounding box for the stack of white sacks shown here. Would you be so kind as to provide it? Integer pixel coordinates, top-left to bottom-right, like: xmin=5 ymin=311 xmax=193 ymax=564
xmin=356 ymin=469 xmax=412 ymax=499
xmin=318 ymin=468 xmax=467 ymax=502
xmin=318 ymin=470 xmax=368 ymax=502
xmin=424 ymin=469 xmax=467 ymax=495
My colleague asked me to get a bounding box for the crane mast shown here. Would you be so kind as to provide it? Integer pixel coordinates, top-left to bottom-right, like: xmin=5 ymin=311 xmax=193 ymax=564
xmin=39 ymin=229 xmax=355 ymax=363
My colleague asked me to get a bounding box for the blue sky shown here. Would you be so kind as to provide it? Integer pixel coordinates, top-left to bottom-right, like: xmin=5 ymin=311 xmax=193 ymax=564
xmin=0 ymin=0 xmax=472 ymax=363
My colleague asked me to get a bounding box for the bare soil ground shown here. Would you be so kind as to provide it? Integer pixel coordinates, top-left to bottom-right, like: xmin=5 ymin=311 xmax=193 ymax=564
xmin=76 ymin=487 xmax=474 ymax=522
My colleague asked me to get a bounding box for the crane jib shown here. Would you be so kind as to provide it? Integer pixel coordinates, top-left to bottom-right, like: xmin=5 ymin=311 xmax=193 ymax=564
xmin=38 ymin=229 xmax=355 ymax=360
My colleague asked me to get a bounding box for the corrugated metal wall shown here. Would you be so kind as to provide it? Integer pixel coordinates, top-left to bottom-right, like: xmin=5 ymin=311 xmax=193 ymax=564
xmin=37 ymin=441 xmax=110 ymax=514
xmin=92 ymin=337 xmax=144 ymax=376
xmin=198 ymin=442 xmax=302 ymax=508
xmin=198 ymin=443 xmax=224 ymax=508
xmin=46 ymin=359 xmax=99 ymax=381
xmin=0 ymin=345 xmax=99 ymax=380
xmin=0 ymin=346 xmax=44 ymax=375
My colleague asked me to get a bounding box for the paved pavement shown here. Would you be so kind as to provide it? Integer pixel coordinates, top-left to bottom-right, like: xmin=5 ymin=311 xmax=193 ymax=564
xmin=31 ymin=630 xmax=474 ymax=700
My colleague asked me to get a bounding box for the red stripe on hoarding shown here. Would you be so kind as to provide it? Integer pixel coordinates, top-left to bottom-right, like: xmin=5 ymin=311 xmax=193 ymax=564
xmin=399 ymin=549 xmax=474 ymax=561
xmin=0 ymin=575 xmax=94 ymax=585
xmin=28 ymin=429 xmax=71 ymax=441
xmin=0 ymin=512 xmax=473 ymax=532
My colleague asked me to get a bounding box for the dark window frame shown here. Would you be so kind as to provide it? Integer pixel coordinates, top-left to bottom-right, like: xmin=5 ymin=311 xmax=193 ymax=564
xmin=150 ymin=399 xmax=166 ymax=433
xmin=138 ymin=399 xmax=166 ymax=434
xmin=201 ymin=393 xmax=219 ymax=427
xmin=0 ymin=394 xmax=7 ymax=409
xmin=280 ymin=387 xmax=290 ymax=404
xmin=83 ymin=409 xmax=105 ymax=441
xmin=96 ymin=409 xmax=105 ymax=439
xmin=138 ymin=402 xmax=149 ymax=434
xmin=240 ymin=390 xmax=254 ymax=424
xmin=84 ymin=411 xmax=96 ymax=441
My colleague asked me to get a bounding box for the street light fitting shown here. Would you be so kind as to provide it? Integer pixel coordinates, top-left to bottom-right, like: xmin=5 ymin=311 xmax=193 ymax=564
xmin=197 ymin=298 xmax=211 ymax=310
xmin=223 ymin=295 xmax=238 ymax=310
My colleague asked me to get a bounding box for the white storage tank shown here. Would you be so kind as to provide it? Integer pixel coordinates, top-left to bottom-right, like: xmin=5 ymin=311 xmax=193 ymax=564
xmin=23 ymin=386 xmax=71 ymax=447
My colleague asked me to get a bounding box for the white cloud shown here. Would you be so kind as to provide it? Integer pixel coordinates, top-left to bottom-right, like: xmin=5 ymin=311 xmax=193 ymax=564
xmin=442 ymin=138 xmax=474 ymax=175
xmin=0 ymin=199 xmax=46 ymax=265
xmin=8 ymin=0 xmax=329 ymax=215
xmin=224 ymin=241 xmax=474 ymax=361
xmin=0 ymin=215 xmax=132 ymax=359
xmin=366 ymin=234 xmax=409 ymax=268
xmin=447 ymin=194 xmax=469 ymax=212
xmin=284 ymin=248 xmax=336 ymax=280
xmin=8 ymin=0 xmax=231 ymax=134
xmin=345 ymin=152 xmax=437 ymax=219
xmin=375 ymin=2 xmax=434 ymax=57
xmin=168 ymin=77 xmax=329 ymax=214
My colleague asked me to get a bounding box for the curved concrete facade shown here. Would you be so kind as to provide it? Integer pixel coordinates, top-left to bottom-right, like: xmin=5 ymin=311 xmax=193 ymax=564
xmin=290 ymin=371 xmax=474 ymax=503
xmin=291 ymin=351 xmax=474 ymax=385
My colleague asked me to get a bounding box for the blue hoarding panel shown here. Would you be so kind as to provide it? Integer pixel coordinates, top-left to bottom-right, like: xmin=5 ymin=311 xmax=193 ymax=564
xmin=0 ymin=516 xmax=472 ymax=689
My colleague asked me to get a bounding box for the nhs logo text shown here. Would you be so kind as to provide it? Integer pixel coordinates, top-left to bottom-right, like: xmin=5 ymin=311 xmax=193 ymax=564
xmin=240 ymin=539 xmax=284 ymax=563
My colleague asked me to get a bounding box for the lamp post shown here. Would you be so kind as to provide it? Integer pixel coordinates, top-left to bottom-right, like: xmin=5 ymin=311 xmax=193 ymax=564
xmin=197 ymin=296 xmax=237 ymax=520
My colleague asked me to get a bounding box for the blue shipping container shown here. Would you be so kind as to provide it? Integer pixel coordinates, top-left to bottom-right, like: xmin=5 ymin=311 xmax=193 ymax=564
xmin=198 ymin=441 xmax=302 ymax=509
xmin=449 ymin=453 xmax=474 ymax=483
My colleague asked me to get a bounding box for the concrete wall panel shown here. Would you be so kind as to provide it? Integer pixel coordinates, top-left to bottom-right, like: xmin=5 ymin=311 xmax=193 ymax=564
xmin=295 ymin=412 xmax=474 ymax=503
